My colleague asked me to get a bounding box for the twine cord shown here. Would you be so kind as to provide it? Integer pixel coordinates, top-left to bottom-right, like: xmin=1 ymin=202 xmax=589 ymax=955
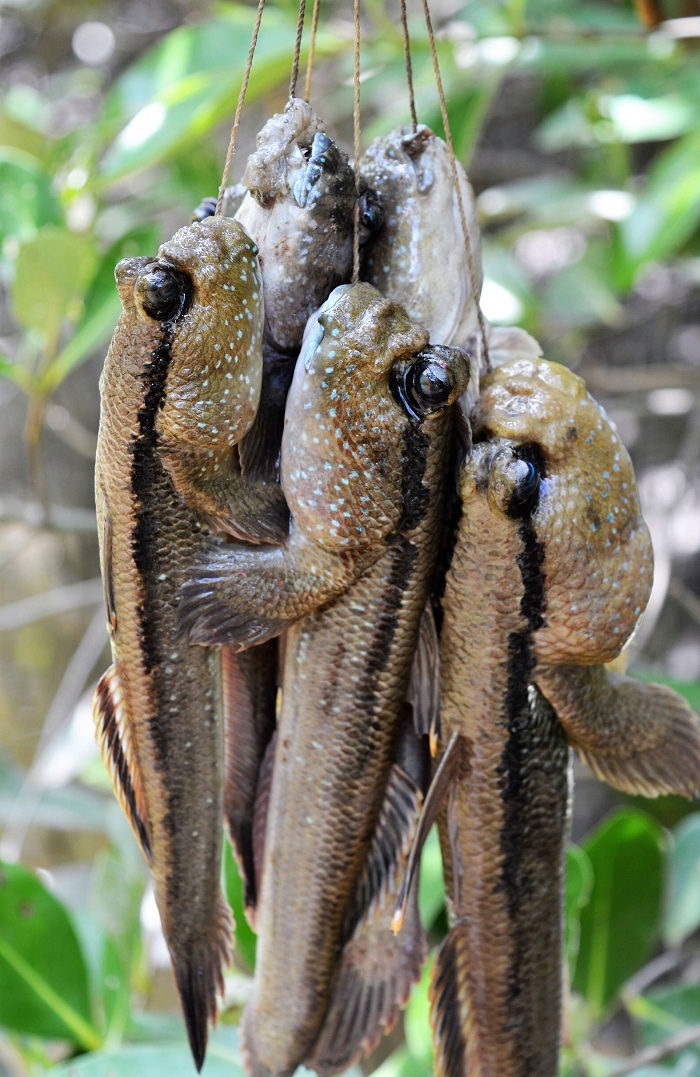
xmin=304 ymin=0 xmax=321 ymax=100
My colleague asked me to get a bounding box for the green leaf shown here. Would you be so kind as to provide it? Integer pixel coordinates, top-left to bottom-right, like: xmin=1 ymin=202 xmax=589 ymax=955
xmin=418 ymin=826 xmax=445 ymax=929
xmin=565 ymin=844 xmax=593 ymax=982
xmin=572 ymin=810 xmax=665 ymax=1017
xmin=0 ymin=150 xmax=61 ymax=248
xmin=97 ymin=8 xmax=343 ymax=186
xmin=0 ymin=860 xmax=101 ymax=1049
xmin=617 ymin=130 xmax=700 ymax=283
xmin=223 ymin=843 xmax=257 ymax=972
xmin=42 ymin=224 xmax=160 ymax=391
xmin=664 ymin=813 xmax=700 ymax=947
xmin=50 ymin=1038 xmax=245 ymax=1076
xmin=634 ymin=983 xmax=700 ymax=1046
xmin=10 ymin=227 xmax=96 ymax=343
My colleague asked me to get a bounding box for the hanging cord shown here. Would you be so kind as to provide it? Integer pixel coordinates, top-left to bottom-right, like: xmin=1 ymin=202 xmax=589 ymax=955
xmin=215 ymin=0 xmax=267 ymax=215
xmin=400 ymin=0 xmax=418 ymax=131
xmin=289 ymin=0 xmax=307 ymax=100
xmin=419 ymin=0 xmax=490 ymax=369
xmin=303 ymin=0 xmax=322 ymax=101
xmin=352 ymin=0 xmax=362 ymax=282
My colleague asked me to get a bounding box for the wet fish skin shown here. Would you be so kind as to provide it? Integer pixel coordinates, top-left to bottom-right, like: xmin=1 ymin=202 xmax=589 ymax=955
xmin=430 ymin=357 xmax=700 ymax=1077
xmin=360 ymin=125 xmax=482 ymax=355
xmin=179 ymin=282 xmax=470 ymax=648
xmin=238 ymin=292 xmax=470 ymax=1077
xmin=93 ymin=216 xmax=267 ymax=1070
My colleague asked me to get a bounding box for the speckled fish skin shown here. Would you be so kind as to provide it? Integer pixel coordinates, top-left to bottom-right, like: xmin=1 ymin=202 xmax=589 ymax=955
xmin=179 ymin=282 xmax=469 ymax=648
xmin=360 ymin=125 xmax=483 ymax=357
xmin=220 ymin=284 xmax=471 ymax=1077
xmin=430 ymin=356 xmax=700 ymax=1077
xmin=93 ymin=216 xmax=266 ymax=1071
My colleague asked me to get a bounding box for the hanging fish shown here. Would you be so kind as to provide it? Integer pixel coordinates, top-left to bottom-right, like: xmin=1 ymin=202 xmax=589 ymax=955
xmin=395 ymin=356 xmax=700 ymax=1077
xmin=93 ymin=216 xmax=270 ymax=1070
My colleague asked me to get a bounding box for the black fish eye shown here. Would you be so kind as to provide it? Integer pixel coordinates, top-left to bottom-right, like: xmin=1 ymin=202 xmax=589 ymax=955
xmin=392 ymin=353 xmax=456 ymax=420
xmin=135 ymin=265 xmax=186 ymax=321
xmin=410 ymin=360 xmax=453 ymax=406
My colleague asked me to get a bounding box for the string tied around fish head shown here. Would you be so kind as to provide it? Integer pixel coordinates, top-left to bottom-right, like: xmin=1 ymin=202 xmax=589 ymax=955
xmin=213 ymin=0 xmax=489 ymax=366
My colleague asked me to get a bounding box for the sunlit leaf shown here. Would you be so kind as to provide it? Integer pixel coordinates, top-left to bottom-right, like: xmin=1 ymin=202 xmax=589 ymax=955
xmin=617 ymin=130 xmax=700 ymax=284
xmin=664 ymin=813 xmax=700 ymax=948
xmin=96 ymin=8 xmax=344 ymax=185
xmin=0 ymin=860 xmax=101 ymax=1048
xmin=572 ymin=810 xmax=664 ymax=1017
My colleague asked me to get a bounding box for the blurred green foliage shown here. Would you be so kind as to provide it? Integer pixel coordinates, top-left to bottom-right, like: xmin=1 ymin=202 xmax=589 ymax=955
xmin=2 ymin=0 xmax=700 ymax=1073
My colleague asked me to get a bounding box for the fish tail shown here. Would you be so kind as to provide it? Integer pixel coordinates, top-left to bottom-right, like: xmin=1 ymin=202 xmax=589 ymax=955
xmin=175 ymin=893 xmax=233 ymax=1072
xmin=430 ymin=920 xmax=481 ymax=1077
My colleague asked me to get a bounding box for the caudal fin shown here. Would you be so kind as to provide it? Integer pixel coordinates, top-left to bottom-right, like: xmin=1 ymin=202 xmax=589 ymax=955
xmin=174 ymin=893 xmax=233 ymax=1071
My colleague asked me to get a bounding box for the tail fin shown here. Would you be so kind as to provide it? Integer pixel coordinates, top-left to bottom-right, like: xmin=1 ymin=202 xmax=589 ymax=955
xmin=174 ymin=893 xmax=233 ymax=1072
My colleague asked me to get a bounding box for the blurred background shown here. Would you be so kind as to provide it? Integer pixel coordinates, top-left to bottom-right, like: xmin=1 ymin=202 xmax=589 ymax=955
xmin=1 ymin=0 xmax=700 ymax=1074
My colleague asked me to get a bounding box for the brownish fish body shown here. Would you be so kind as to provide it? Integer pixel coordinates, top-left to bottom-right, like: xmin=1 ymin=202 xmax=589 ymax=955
xmin=179 ymin=283 xmax=470 ymax=1076
xmin=428 ymin=357 xmax=700 ymax=1077
xmin=93 ymin=216 xmax=265 ymax=1069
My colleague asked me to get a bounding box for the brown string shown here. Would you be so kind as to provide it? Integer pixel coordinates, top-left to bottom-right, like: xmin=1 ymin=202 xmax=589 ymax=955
xmin=215 ymin=0 xmax=267 ymax=215
xmin=304 ymin=0 xmax=321 ymax=100
xmin=352 ymin=0 xmax=361 ymax=282
xmin=289 ymin=0 xmax=307 ymax=100
xmin=419 ymin=0 xmax=490 ymax=368
xmin=400 ymin=0 xmax=418 ymax=130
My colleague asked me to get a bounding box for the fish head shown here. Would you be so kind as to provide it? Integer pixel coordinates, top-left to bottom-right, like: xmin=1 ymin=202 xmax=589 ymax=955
xmin=235 ymin=100 xmax=382 ymax=355
xmin=472 ymin=357 xmax=654 ymax=664
xmin=122 ymin=216 xmax=264 ymax=446
xmin=281 ymin=281 xmax=470 ymax=549
xmin=360 ymin=125 xmax=482 ymax=347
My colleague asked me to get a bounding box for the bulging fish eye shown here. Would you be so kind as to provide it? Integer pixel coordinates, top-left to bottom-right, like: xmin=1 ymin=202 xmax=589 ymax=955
xmin=487 ymin=445 xmax=542 ymax=519
xmin=135 ymin=265 xmax=188 ymax=322
xmin=392 ymin=350 xmax=457 ymax=421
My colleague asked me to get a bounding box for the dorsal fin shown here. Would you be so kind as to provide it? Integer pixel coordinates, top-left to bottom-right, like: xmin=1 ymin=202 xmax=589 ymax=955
xmin=392 ymin=732 xmax=465 ymax=934
xmin=93 ymin=665 xmax=151 ymax=860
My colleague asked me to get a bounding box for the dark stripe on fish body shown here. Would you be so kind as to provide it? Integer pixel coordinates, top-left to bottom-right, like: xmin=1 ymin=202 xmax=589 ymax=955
xmin=495 ymin=514 xmax=547 ymax=1019
xmin=128 ymin=327 xmax=186 ymax=834
xmin=398 ymin=421 xmax=430 ymax=533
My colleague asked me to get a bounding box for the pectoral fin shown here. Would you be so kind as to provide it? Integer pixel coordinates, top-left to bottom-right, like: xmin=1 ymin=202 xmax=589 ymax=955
xmin=93 ymin=665 xmax=151 ymax=861
xmin=160 ymin=446 xmax=289 ymax=545
xmin=537 ymin=664 xmax=700 ymax=798
xmin=178 ymin=529 xmax=370 ymax=649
